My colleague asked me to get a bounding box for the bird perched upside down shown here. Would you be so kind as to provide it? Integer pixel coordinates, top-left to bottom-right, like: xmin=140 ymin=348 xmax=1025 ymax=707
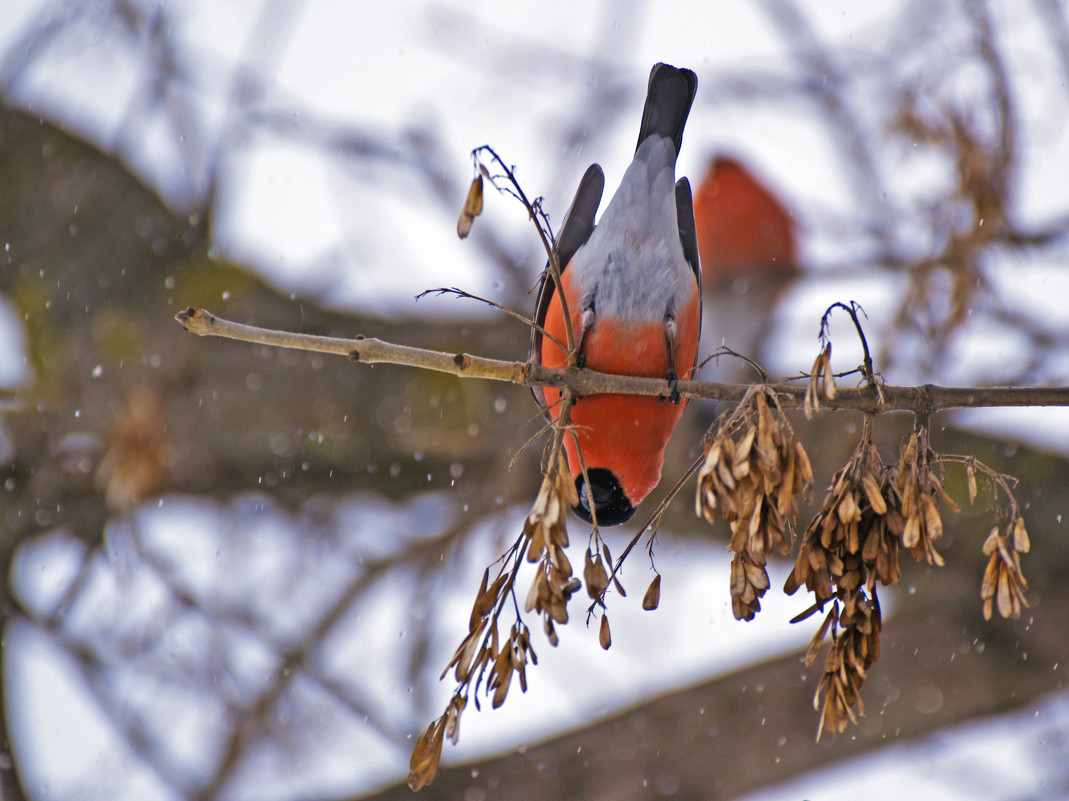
xmin=531 ymin=63 xmax=701 ymax=525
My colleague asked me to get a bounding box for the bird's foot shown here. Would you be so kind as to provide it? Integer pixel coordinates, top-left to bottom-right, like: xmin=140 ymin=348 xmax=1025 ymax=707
xmin=661 ymin=368 xmax=681 ymax=404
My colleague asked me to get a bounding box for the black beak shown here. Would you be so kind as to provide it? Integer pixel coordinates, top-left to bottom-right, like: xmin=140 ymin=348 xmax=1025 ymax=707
xmin=573 ymin=467 xmax=635 ymax=526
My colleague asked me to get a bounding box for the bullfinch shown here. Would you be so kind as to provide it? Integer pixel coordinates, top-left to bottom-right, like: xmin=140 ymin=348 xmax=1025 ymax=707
xmin=531 ymin=63 xmax=701 ymax=525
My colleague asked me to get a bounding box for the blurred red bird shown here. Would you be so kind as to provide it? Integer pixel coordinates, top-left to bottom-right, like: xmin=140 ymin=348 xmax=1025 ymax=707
xmin=531 ymin=63 xmax=701 ymax=525
xmin=692 ymin=156 xmax=799 ymax=377
xmin=693 ymin=156 xmax=797 ymax=286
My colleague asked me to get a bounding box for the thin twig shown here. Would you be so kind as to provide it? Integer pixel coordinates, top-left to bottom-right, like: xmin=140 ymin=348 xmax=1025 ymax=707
xmin=472 ymin=145 xmax=578 ymax=359
xmin=820 ymin=302 xmax=878 ymax=389
xmin=416 ymin=286 xmax=565 ymax=351
xmin=586 ymin=451 xmax=707 ymax=619
xmin=175 ymin=307 xmax=1069 ymax=413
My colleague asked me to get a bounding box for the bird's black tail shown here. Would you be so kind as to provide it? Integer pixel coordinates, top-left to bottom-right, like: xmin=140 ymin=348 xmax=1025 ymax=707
xmin=636 ymin=63 xmax=697 ymax=156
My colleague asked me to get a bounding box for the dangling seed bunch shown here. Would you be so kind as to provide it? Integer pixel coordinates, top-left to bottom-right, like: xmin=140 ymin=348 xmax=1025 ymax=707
xmin=785 ymin=416 xmax=898 ymax=604
xmin=890 ymin=428 xmax=959 ymax=567
xmin=410 ymin=450 xmax=575 ymax=790
xmin=696 ymin=386 xmax=814 ymax=620
xmin=939 ymin=454 xmax=1030 ymax=620
xmin=523 ymin=451 xmax=582 ymax=645
xmin=808 ymin=586 xmax=882 ymax=739
xmin=981 ymin=510 xmax=1030 ymax=620
xmin=784 ymin=415 xmax=895 ymax=738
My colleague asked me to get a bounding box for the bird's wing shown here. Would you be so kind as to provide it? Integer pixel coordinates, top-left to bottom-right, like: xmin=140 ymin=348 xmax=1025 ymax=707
xmin=675 ymin=177 xmax=702 ymax=371
xmin=529 ymin=163 xmax=605 ymax=414
xmin=675 ymin=177 xmax=701 ymax=289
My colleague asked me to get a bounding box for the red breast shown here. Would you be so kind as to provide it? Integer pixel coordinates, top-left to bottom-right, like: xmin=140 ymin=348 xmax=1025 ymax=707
xmin=540 ymin=269 xmax=700 ymax=507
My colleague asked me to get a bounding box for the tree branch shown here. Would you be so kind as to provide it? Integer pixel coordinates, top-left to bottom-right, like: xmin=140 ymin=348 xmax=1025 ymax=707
xmin=174 ymin=307 xmax=1069 ymax=414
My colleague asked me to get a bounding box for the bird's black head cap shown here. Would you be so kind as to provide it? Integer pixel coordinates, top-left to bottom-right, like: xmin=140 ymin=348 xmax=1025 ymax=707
xmin=573 ymin=467 xmax=635 ymax=526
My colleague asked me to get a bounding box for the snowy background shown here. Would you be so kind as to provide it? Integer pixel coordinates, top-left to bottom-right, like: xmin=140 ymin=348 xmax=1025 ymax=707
xmin=1 ymin=1 xmax=1068 ymax=800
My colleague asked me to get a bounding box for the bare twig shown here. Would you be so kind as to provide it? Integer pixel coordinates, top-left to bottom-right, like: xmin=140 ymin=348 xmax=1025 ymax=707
xmin=175 ymin=306 xmax=1069 ymax=414
xmin=416 ymin=286 xmax=565 ymax=351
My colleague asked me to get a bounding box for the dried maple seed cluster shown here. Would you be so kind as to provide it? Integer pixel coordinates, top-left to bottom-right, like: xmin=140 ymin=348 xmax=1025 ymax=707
xmin=411 ymin=451 xmax=576 ymax=790
xmin=444 ymin=571 xmax=540 ymax=710
xmin=442 ymin=566 xmax=540 ymax=708
xmin=785 ymin=422 xmax=895 ymax=604
xmin=523 ymin=453 xmax=581 ymax=645
xmin=784 ymin=419 xmax=895 ymax=737
xmin=582 ymin=538 xmax=630 ymax=614
xmin=891 ymin=429 xmax=959 ymax=567
xmin=981 ymin=513 xmax=1030 ymax=620
xmin=696 ymin=387 xmax=814 ymax=620
xmin=811 ymin=588 xmax=882 ymax=738
xmin=443 ymin=569 xmax=505 ymax=686
xmin=486 ymin=621 xmax=538 ymax=709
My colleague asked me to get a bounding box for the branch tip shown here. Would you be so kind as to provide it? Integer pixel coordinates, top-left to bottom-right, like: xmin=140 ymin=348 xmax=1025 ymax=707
xmin=173 ymin=307 xmax=215 ymax=335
